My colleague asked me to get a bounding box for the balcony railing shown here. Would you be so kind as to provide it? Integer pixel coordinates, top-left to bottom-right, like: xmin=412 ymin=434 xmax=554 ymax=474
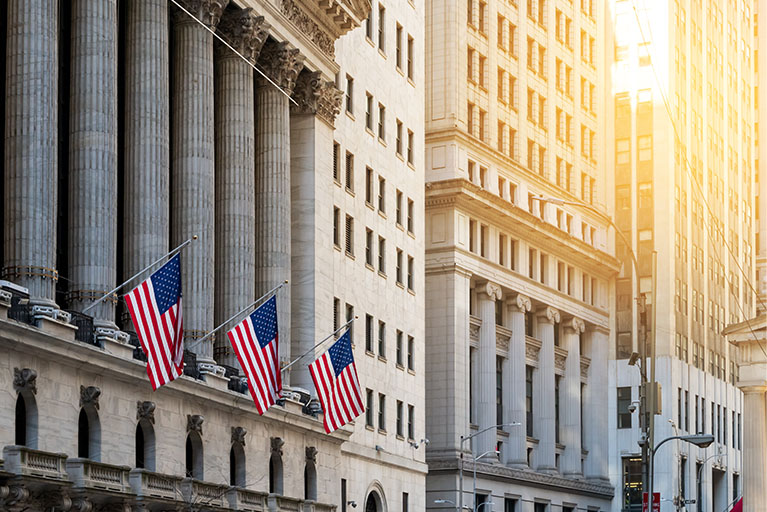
xmin=2 ymin=445 xmax=68 ymax=481
xmin=129 ymin=468 xmax=182 ymax=500
xmin=66 ymin=458 xmax=131 ymax=493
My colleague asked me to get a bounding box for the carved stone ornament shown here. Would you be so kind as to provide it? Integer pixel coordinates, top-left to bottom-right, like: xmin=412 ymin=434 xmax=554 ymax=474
xmin=496 ymin=333 xmax=510 ymax=352
xmin=469 ymin=323 xmax=480 ymax=343
xmin=564 ymin=317 xmax=586 ymax=334
xmin=580 ymin=358 xmax=590 ymax=379
xmin=217 ymin=9 xmax=270 ymax=63
xmin=258 ymin=40 xmax=305 ymax=93
xmin=271 ymin=436 xmax=285 ymax=456
xmin=536 ymin=306 xmax=560 ymax=324
xmin=554 ymin=353 xmax=566 ymax=372
xmin=174 ymin=0 xmax=230 ymax=28
xmin=231 ymin=426 xmax=247 ymax=446
xmin=525 ymin=343 xmax=540 ymax=361
xmin=306 ymin=446 xmax=318 ymax=463
xmin=291 ymin=70 xmax=344 ymax=126
xmin=480 ymin=281 xmax=502 ymax=301
xmin=280 ymin=0 xmax=336 ymax=58
xmin=137 ymin=401 xmax=156 ymax=424
xmin=13 ymin=367 xmax=38 ymax=394
xmin=187 ymin=414 xmax=205 ymax=435
xmin=80 ymin=385 xmax=101 ymax=410
xmin=512 ymin=294 xmax=532 ymax=313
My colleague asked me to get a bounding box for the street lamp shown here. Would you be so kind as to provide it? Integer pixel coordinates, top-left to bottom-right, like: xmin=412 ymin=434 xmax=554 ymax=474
xmin=473 ymin=450 xmax=499 ymax=512
xmin=458 ymin=423 xmax=520 ymax=512
xmin=434 ymin=499 xmax=470 ymax=510
xmin=649 ymin=434 xmax=714 ymax=512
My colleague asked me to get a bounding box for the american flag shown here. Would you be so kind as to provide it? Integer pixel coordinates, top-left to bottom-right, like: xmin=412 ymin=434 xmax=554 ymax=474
xmin=125 ymin=254 xmax=184 ymax=390
xmin=227 ymin=295 xmax=281 ymax=414
xmin=309 ymin=329 xmax=365 ymax=433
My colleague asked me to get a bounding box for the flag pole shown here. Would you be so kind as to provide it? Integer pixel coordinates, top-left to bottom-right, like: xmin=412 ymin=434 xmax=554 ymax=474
xmin=281 ymin=317 xmax=357 ymax=373
xmin=186 ymin=280 xmax=289 ymax=351
xmin=82 ymin=236 xmax=198 ymax=314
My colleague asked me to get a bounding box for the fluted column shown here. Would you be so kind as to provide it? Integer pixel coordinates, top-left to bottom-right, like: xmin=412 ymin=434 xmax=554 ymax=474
xmin=742 ymin=386 xmax=767 ymax=512
xmin=584 ymin=325 xmax=609 ymax=481
xmin=255 ymin=41 xmax=304 ymax=380
xmin=533 ymin=306 xmax=559 ymax=472
xmin=171 ymin=0 xmax=229 ymax=365
xmin=123 ymin=0 xmax=170 ymax=328
xmin=504 ymin=293 xmax=531 ymax=467
xmin=476 ymin=282 xmax=502 ymax=459
xmin=561 ymin=316 xmax=585 ymax=476
xmin=214 ymin=10 xmax=270 ymax=369
xmin=289 ymin=70 xmax=344 ymax=390
xmin=3 ymin=0 xmax=59 ymax=305
xmin=68 ymin=0 xmax=118 ymax=326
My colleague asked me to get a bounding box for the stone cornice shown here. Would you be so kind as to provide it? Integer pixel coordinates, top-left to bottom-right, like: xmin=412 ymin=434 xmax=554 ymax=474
xmin=217 ymin=8 xmax=270 ymax=62
xmin=427 ymin=458 xmax=614 ymax=498
xmin=291 ymin=70 xmax=344 ymax=126
xmin=280 ymin=0 xmax=371 ymax=58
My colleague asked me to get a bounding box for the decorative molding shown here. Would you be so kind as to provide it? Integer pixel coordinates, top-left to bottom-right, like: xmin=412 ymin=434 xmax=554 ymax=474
xmin=510 ymin=293 xmax=532 ymax=313
xmin=271 ymin=436 xmax=285 ymax=456
xmin=305 ymin=446 xmax=318 ymax=463
xmin=525 ymin=339 xmax=541 ymax=361
xmin=536 ymin=306 xmax=560 ymax=324
xmin=554 ymin=352 xmax=567 ymax=373
xmin=79 ymin=385 xmax=101 ymax=410
xmin=187 ymin=414 xmax=204 ymax=435
xmin=173 ymin=0 xmax=229 ymax=28
xmin=580 ymin=356 xmax=591 ymax=379
xmin=217 ymin=9 xmax=270 ymax=63
xmin=257 ymin=40 xmax=304 ymax=93
xmin=280 ymin=0 xmax=336 ymax=58
xmin=496 ymin=329 xmax=511 ymax=353
xmin=291 ymin=70 xmax=344 ymax=126
xmin=469 ymin=315 xmax=481 ymax=344
xmin=13 ymin=367 xmax=37 ymax=395
xmin=136 ymin=401 xmax=156 ymax=424
xmin=231 ymin=426 xmax=247 ymax=446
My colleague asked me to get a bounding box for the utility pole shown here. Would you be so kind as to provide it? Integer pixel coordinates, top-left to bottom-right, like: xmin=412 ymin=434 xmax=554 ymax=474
xmin=647 ymin=251 xmax=658 ymax=512
xmin=638 ymin=291 xmax=648 ymax=496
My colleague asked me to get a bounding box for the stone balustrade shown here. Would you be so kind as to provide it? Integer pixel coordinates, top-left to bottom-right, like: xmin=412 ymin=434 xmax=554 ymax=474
xmin=2 ymin=445 xmax=68 ymax=481
xmin=66 ymin=458 xmax=131 ymax=493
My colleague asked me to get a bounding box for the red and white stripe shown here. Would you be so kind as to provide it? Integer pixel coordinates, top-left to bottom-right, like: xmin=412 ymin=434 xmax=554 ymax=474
xmin=125 ymin=280 xmax=183 ymax=390
xmin=227 ymin=316 xmax=281 ymax=415
xmin=309 ymin=354 xmax=365 ymax=433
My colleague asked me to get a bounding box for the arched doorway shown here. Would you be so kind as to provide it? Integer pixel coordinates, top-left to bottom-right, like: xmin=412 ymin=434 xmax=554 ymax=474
xmin=365 ymin=490 xmax=384 ymax=512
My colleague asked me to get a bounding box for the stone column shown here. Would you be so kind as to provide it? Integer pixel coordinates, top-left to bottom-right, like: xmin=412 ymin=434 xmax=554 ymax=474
xmin=584 ymin=326 xmax=609 ymax=481
xmin=171 ymin=0 xmax=228 ymax=367
xmin=3 ymin=0 xmax=59 ymax=305
xmin=533 ymin=306 xmax=559 ymax=472
xmin=504 ymin=294 xmax=531 ymax=467
xmin=123 ymin=0 xmax=170 ymax=327
xmin=561 ymin=316 xmax=585 ymax=476
xmin=476 ymin=281 xmax=502 ymax=459
xmin=213 ymin=9 xmax=269 ymax=369
xmin=67 ymin=0 xmax=118 ymax=327
xmin=255 ymin=41 xmax=304 ymax=379
xmin=289 ymin=70 xmax=343 ymax=390
xmin=742 ymin=386 xmax=767 ymax=512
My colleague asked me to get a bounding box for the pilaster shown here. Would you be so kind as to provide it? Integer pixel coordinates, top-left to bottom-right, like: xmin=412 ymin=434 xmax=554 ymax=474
xmin=741 ymin=385 xmax=767 ymax=512
xmin=504 ymin=293 xmax=531 ymax=467
xmin=533 ymin=306 xmax=559 ymax=473
xmin=584 ymin=325 xmax=609 ymax=481
xmin=475 ymin=281 xmax=502 ymax=460
xmin=561 ymin=316 xmax=585 ymax=476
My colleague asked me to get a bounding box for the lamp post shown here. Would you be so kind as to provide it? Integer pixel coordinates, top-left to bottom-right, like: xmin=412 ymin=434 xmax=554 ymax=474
xmin=473 ymin=449 xmax=499 ymax=512
xmin=695 ymin=449 xmax=726 ymax=512
xmin=650 ymin=434 xmax=714 ymax=512
xmin=532 ymin=195 xmax=652 ymax=497
xmin=458 ymin=423 xmax=520 ymax=512
xmin=434 ymin=499 xmax=470 ymax=510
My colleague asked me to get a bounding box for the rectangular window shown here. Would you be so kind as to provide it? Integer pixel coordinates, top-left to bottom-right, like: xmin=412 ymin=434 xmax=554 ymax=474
xmin=366 ymin=93 xmax=374 ymax=130
xmin=378 ymin=176 xmax=386 ymax=212
xmin=407 ymin=199 xmax=414 ymax=233
xmin=333 ymin=297 xmax=340 ymax=332
xmin=407 ymin=35 xmax=414 ymax=80
xmin=526 ymin=365 xmax=534 ymax=436
xmin=617 ymin=387 xmax=632 ymax=428
xmin=365 ymin=314 xmax=374 ymax=352
xmin=345 ymin=215 xmax=354 ymax=255
xmin=345 ymin=75 xmax=354 ymax=114
xmin=407 ymin=130 xmax=414 ymax=164
xmin=365 ymin=228 xmax=374 ymax=265
xmin=622 ymin=457 xmax=643 ymax=509
xmin=396 ymin=400 xmax=404 ymax=436
xmin=403 ymin=492 xmax=409 ymax=512
xmin=378 ymin=5 xmax=385 ymax=51
xmin=333 ymin=142 xmax=340 ymax=181
xmin=378 ymin=393 xmax=386 ymax=431
xmin=378 ymin=103 xmax=386 ymax=140
xmin=407 ymin=256 xmax=414 ymax=290
xmin=378 ymin=236 xmax=386 ymax=273
xmin=341 ymin=479 xmax=348 ymax=512
xmin=366 ymin=389 xmax=374 ymax=427
xmin=395 ymin=24 xmax=403 ymax=69
xmin=496 ymin=356 xmax=504 ymax=424
xmin=396 ymin=330 xmax=403 ymax=366
xmin=555 ymin=375 xmax=561 ymax=443
xmin=396 ymin=120 xmax=403 ymax=155
xmin=407 ymin=404 xmax=415 ymax=439
xmin=396 ymin=249 xmax=403 ymax=284
xmin=395 ymin=190 xmax=403 ymax=224
xmin=365 ymin=167 xmax=374 ymax=204
xmin=345 ymin=152 xmax=354 ymax=191
xmin=333 ymin=207 xmax=340 ymax=247
xmin=346 ymin=303 xmax=354 ymax=342
xmin=407 ymin=335 xmax=414 ymax=371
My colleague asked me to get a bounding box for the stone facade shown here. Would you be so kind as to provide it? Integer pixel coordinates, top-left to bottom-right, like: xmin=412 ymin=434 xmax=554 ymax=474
xmin=0 ymin=0 xmax=426 ymax=510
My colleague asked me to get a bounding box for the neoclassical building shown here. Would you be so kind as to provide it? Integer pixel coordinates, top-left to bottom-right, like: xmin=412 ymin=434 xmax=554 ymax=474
xmin=0 ymin=0 xmax=425 ymax=510
xmin=424 ymin=0 xmax=617 ymax=510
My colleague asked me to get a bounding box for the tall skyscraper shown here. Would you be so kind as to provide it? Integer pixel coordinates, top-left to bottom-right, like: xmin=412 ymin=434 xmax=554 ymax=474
xmin=607 ymin=1 xmax=754 ymax=510
xmin=424 ymin=0 xmax=616 ymax=509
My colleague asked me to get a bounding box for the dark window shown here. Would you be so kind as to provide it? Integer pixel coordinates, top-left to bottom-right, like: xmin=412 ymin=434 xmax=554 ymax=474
xmin=617 ymin=387 xmax=632 ymax=429
xmin=186 ymin=432 xmax=203 ymax=479
xmin=230 ymin=441 xmax=246 ymax=487
xmin=269 ymin=451 xmax=283 ymax=494
xmin=305 ymin=459 xmax=317 ymax=500
xmin=526 ymin=365 xmax=534 ymax=436
xmin=496 ymin=356 xmax=503 ymax=424
xmin=341 ymin=479 xmax=348 ymax=512
xmin=15 ymin=393 xmax=36 ymax=448
xmin=78 ymin=406 xmax=101 ymax=461
xmin=136 ymin=419 xmax=156 ymax=471
xmin=555 ymin=376 xmax=561 ymax=443
xmin=504 ymin=498 xmax=518 ymax=512
xmin=402 ymin=492 xmax=409 ymax=512
xmin=622 ymin=457 xmax=643 ymax=511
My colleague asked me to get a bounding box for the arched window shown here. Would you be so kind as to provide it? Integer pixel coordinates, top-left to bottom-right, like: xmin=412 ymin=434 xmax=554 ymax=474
xmin=304 ymin=460 xmax=317 ymax=501
xmin=15 ymin=391 xmax=38 ymax=448
xmin=365 ymin=491 xmax=383 ymax=512
xmin=229 ymin=442 xmax=246 ymax=487
xmin=185 ymin=432 xmax=203 ymax=479
xmin=77 ymin=406 xmax=101 ymax=460
xmin=269 ymin=452 xmax=283 ymax=495
xmin=135 ymin=419 xmax=156 ymax=470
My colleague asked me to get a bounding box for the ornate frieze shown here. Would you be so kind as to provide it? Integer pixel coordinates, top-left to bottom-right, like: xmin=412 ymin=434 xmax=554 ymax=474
xmin=217 ymin=9 xmax=270 ymax=63
xmin=257 ymin=40 xmax=305 ymax=93
xmin=280 ymin=0 xmax=336 ymax=58
xmin=13 ymin=367 xmax=38 ymax=394
xmin=580 ymin=356 xmax=591 ymax=379
xmin=554 ymin=349 xmax=567 ymax=373
xmin=174 ymin=0 xmax=229 ymax=28
xmin=525 ymin=338 xmax=541 ymax=361
xmin=79 ymin=385 xmax=101 ymax=409
xmin=291 ymin=70 xmax=344 ymax=126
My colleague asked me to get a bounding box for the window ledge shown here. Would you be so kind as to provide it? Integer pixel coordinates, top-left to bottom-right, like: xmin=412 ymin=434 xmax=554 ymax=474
xmin=334 ymin=244 xmax=342 ymax=252
xmin=407 ymin=77 xmax=415 ymax=88
xmin=365 ymin=350 xmax=375 ymax=357
xmin=365 ymin=263 xmax=375 ymax=272
xmin=378 ymin=137 xmax=387 ymax=147
xmin=396 ymin=363 xmax=404 ymax=370
xmin=366 ymin=425 xmax=375 ymax=432
xmin=365 ymin=127 xmax=375 ymax=137
xmin=377 ymin=355 xmax=387 ymax=363
xmin=378 ymin=270 xmax=387 ymax=279
xmin=345 ymin=252 xmax=355 ymax=260
xmin=378 ymin=428 xmax=387 ymax=435
xmin=365 ymin=201 xmax=375 ymax=211
xmin=396 ymin=281 xmax=405 ymax=290
xmin=345 ymin=188 xmax=355 ymax=197
xmin=407 ymin=288 xmax=416 ymax=296
xmin=407 ymin=368 xmax=416 ymax=376
xmin=378 ymin=210 xmax=387 ymax=220
xmin=345 ymin=111 xmax=355 ymax=121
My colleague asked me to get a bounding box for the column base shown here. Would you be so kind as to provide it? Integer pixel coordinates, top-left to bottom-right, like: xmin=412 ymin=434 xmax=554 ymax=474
xmin=585 ymin=475 xmax=611 ymax=485
xmin=199 ymin=362 xmax=229 ymax=391
xmin=562 ymin=470 xmax=583 ymax=479
xmin=505 ymin=459 xmax=529 ymax=470
xmin=38 ymin=315 xmax=77 ymax=341
xmin=536 ymin=466 xmax=559 ymax=475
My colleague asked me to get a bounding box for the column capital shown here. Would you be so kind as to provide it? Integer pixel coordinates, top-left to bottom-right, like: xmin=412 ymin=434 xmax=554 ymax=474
xmin=562 ymin=316 xmax=586 ymax=335
xmin=476 ymin=281 xmax=502 ymax=301
xmin=740 ymin=384 xmax=767 ymax=394
xmin=586 ymin=323 xmax=610 ymax=336
xmin=535 ymin=306 xmax=560 ymax=324
xmin=173 ymin=0 xmax=229 ymax=28
xmin=257 ymin=40 xmax=305 ymax=93
xmin=217 ymin=8 xmax=270 ymax=63
xmin=507 ymin=293 xmax=532 ymax=313
xmin=291 ymin=70 xmax=344 ymax=126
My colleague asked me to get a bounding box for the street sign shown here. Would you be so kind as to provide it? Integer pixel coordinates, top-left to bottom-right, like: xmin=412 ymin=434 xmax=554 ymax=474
xmin=642 ymin=492 xmax=661 ymax=512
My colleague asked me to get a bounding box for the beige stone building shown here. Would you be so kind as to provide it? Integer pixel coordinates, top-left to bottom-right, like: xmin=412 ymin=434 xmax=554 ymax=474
xmin=424 ymin=0 xmax=617 ymax=510
xmin=0 ymin=0 xmax=425 ymax=510
xmin=607 ymin=1 xmax=754 ymax=510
